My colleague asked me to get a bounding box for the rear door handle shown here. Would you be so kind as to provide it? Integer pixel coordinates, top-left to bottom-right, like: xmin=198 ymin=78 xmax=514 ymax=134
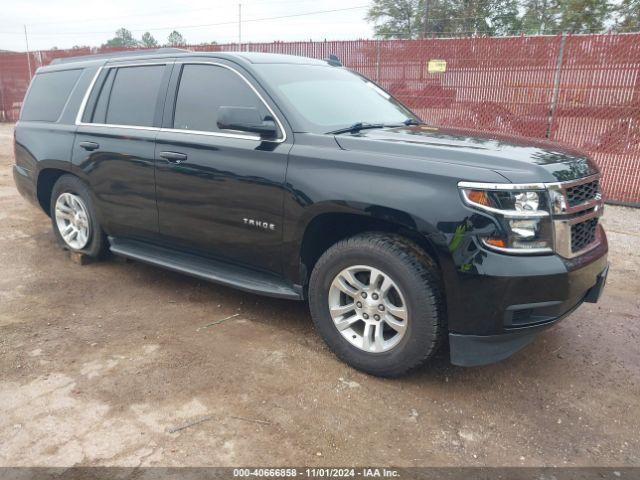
xmin=79 ymin=141 xmax=99 ymax=151
xmin=159 ymin=151 xmax=188 ymax=164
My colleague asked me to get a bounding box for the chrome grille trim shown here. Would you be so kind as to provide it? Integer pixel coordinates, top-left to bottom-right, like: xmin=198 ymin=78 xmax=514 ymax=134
xmin=549 ymin=174 xmax=604 ymax=259
xmin=553 ymin=207 xmax=603 ymax=259
xmin=546 ymin=174 xmax=602 ymax=215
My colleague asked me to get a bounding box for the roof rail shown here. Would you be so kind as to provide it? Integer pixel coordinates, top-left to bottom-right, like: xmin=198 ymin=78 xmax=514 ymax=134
xmin=50 ymin=48 xmax=191 ymax=65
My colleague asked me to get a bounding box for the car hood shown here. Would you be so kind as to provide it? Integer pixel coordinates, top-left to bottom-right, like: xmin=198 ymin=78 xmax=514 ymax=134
xmin=333 ymin=125 xmax=598 ymax=183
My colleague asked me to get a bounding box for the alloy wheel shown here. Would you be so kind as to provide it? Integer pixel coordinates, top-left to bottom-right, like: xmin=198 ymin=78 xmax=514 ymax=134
xmin=54 ymin=192 xmax=91 ymax=250
xmin=328 ymin=265 xmax=408 ymax=353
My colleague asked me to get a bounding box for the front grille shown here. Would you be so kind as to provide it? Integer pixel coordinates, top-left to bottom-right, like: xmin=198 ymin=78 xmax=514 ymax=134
xmin=566 ymin=180 xmax=600 ymax=207
xmin=571 ymin=218 xmax=598 ymax=253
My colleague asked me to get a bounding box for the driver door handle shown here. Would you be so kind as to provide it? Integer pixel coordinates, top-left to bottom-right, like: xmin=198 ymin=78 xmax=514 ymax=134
xmin=79 ymin=141 xmax=99 ymax=151
xmin=159 ymin=151 xmax=188 ymax=164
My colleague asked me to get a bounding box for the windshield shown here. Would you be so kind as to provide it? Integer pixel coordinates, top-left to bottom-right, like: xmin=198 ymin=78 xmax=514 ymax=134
xmin=253 ymin=64 xmax=419 ymax=134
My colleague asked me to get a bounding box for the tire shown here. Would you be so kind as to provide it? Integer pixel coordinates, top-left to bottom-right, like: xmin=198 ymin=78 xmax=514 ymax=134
xmin=50 ymin=174 xmax=108 ymax=258
xmin=308 ymin=233 xmax=445 ymax=377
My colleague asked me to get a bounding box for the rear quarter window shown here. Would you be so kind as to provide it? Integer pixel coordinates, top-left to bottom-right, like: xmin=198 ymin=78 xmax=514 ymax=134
xmin=20 ymin=69 xmax=82 ymax=122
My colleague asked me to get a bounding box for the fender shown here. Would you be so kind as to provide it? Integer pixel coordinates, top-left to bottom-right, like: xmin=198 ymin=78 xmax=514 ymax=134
xmin=282 ymin=197 xmax=456 ymax=287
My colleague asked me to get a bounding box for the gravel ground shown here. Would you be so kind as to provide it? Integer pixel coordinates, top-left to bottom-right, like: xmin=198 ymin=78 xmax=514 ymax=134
xmin=0 ymin=122 xmax=639 ymax=467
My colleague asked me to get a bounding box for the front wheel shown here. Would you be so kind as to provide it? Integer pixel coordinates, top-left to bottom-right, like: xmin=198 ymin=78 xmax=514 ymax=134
xmin=308 ymin=233 xmax=445 ymax=377
xmin=50 ymin=174 xmax=108 ymax=258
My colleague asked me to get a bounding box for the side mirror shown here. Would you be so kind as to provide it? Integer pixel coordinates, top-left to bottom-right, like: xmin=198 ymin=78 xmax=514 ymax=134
xmin=217 ymin=106 xmax=278 ymax=140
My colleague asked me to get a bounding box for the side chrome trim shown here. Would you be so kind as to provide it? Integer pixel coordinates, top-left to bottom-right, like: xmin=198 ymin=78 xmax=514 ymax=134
xmin=159 ymin=127 xmax=261 ymax=141
xmin=74 ymin=66 xmax=104 ymax=126
xmin=76 ymin=63 xmax=170 ymax=127
xmin=171 ymin=61 xmax=287 ymax=144
xmin=75 ymin=60 xmax=288 ymax=144
xmin=76 ymin=62 xmax=170 ymax=130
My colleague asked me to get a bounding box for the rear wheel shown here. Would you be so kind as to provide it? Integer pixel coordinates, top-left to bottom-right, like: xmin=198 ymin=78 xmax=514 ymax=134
xmin=309 ymin=233 xmax=445 ymax=377
xmin=50 ymin=175 xmax=107 ymax=258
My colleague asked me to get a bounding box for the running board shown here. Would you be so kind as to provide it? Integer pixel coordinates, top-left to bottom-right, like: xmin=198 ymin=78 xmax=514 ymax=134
xmin=108 ymin=237 xmax=302 ymax=300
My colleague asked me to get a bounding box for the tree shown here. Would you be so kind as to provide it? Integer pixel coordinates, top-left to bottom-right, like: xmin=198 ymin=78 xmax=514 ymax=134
xmin=486 ymin=0 xmax=521 ymax=35
xmin=367 ymin=0 xmax=521 ymax=38
xmin=166 ymin=30 xmax=186 ymax=47
xmin=520 ymin=0 xmax=560 ymax=34
xmin=420 ymin=0 xmax=461 ymax=35
xmin=103 ymin=28 xmax=139 ymax=48
xmin=141 ymin=32 xmax=158 ymax=48
xmin=366 ymin=0 xmax=616 ymax=37
xmin=557 ymin=0 xmax=614 ymax=32
xmin=367 ymin=0 xmax=423 ymax=38
xmin=450 ymin=0 xmax=521 ymax=35
xmin=617 ymin=0 xmax=639 ymax=30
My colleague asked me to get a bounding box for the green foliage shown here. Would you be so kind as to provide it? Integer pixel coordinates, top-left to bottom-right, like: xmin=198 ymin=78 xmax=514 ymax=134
xmin=520 ymin=0 xmax=560 ymax=34
xmin=557 ymin=0 xmax=614 ymax=32
xmin=166 ymin=30 xmax=187 ymax=47
xmin=366 ymin=0 xmax=424 ymax=38
xmin=367 ymin=0 xmax=619 ymax=36
xmin=617 ymin=0 xmax=640 ymax=30
xmin=141 ymin=32 xmax=158 ymax=48
xmin=103 ymin=28 xmax=139 ymax=48
xmin=367 ymin=0 xmax=522 ymax=37
xmin=489 ymin=0 xmax=521 ymax=34
xmin=451 ymin=0 xmax=522 ymax=35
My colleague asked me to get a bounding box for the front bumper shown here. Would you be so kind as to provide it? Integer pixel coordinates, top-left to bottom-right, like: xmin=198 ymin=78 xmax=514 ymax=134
xmin=447 ymin=233 xmax=608 ymax=367
xmin=450 ymin=264 xmax=607 ymax=366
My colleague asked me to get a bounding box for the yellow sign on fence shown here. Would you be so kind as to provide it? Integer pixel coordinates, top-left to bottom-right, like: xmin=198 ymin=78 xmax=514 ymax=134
xmin=427 ymin=59 xmax=447 ymax=74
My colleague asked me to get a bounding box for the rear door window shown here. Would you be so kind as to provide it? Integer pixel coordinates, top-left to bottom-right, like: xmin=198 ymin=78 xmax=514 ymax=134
xmin=89 ymin=68 xmax=116 ymax=124
xmin=21 ymin=69 xmax=82 ymax=122
xmin=91 ymin=65 xmax=165 ymax=127
xmin=172 ymin=64 xmax=269 ymax=133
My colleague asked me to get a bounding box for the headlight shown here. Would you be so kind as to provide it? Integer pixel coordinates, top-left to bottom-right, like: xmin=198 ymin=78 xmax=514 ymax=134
xmin=459 ymin=182 xmax=553 ymax=254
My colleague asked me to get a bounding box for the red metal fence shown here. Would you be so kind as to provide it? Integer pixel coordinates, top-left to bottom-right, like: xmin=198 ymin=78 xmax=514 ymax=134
xmin=1 ymin=34 xmax=639 ymax=205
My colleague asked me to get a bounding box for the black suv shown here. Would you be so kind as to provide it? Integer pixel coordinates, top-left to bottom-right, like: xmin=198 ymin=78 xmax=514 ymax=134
xmin=13 ymin=49 xmax=608 ymax=376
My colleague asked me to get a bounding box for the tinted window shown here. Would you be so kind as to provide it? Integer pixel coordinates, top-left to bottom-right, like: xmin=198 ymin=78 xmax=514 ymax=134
xmin=21 ymin=69 xmax=82 ymax=122
xmin=254 ymin=64 xmax=416 ymax=134
xmin=103 ymin=65 xmax=164 ymax=127
xmin=88 ymin=68 xmax=115 ymax=124
xmin=173 ymin=64 xmax=269 ymax=133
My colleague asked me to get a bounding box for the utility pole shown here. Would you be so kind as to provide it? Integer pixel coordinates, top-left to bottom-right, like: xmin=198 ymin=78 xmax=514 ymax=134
xmin=24 ymin=25 xmax=33 ymax=80
xmin=238 ymin=3 xmax=242 ymax=45
xmin=422 ymin=0 xmax=431 ymax=38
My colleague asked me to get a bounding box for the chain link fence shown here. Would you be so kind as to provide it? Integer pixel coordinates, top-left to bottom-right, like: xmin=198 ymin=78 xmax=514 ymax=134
xmin=1 ymin=34 xmax=638 ymax=205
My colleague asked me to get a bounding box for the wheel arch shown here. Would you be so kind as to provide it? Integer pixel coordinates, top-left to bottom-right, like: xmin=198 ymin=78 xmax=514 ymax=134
xmin=292 ymin=206 xmax=445 ymax=290
xmin=36 ymin=165 xmax=75 ymax=216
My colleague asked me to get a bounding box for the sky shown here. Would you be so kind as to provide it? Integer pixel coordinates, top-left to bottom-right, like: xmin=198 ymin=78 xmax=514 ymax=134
xmin=0 ymin=0 xmax=375 ymax=51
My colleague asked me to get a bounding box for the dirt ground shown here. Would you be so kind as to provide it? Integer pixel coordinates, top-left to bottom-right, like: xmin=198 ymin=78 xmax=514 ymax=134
xmin=0 ymin=121 xmax=639 ymax=468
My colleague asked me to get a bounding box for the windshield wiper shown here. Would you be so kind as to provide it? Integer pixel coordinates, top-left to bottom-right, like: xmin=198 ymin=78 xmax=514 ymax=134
xmin=328 ymin=122 xmax=386 ymax=135
xmin=328 ymin=119 xmax=423 ymax=135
